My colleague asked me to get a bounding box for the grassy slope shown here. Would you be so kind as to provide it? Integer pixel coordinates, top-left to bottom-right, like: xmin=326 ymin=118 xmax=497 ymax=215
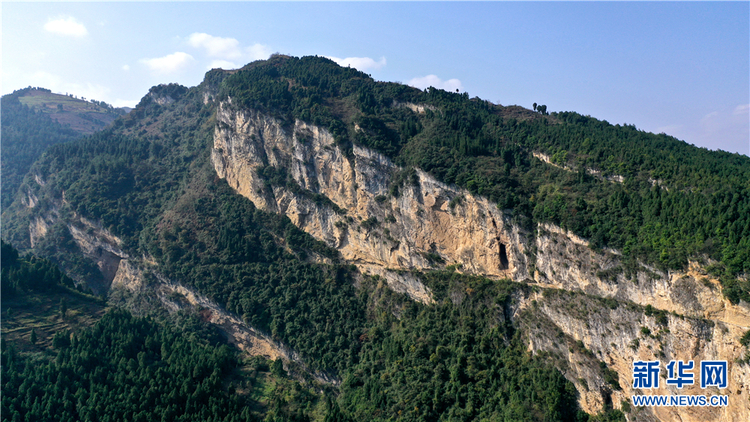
xmin=17 ymin=89 xmax=125 ymax=134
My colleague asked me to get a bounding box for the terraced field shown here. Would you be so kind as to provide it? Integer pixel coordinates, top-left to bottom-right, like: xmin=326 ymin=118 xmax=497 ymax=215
xmin=1 ymin=290 xmax=106 ymax=352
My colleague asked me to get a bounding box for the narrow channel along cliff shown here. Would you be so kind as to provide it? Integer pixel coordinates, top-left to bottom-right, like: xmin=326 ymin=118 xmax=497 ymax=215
xmin=211 ymin=101 xmax=750 ymax=422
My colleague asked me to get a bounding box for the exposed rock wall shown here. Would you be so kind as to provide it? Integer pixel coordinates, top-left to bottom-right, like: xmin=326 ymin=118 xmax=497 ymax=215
xmin=28 ymin=203 xmax=131 ymax=296
xmin=515 ymin=286 xmax=750 ymax=422
xmin=534 ymin=223 xmax=749 ymax=329
xmin=65 ymin=216 xmax=129 ymax=295
xmin=21 ymin=189 xmax=39 ymax=208
xmin=29 ymin=216 xmax=50 ymax=248
xmin=532 ymin=152 xmax=625 ymax=183
xmin=211 ymin=104 xmax=750 ymax=421
xmin=211 ymin=103 xmax=530 ymax=302
xmin=525 ymin=223 xmax=750 ymax=421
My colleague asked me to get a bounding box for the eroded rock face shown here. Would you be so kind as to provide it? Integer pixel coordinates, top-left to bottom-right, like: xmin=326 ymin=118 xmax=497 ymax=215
xmin=30 ymin=208 xmax=130 ymax=296
xmin=212 ymin=104 xmax=530 ymax=302
xmin=533 ymin=223 xmax=749 ymax=330
xmin=29 ymin=216 xmax=50 ymax=248
xmin=21 ymin=189 xmax=39 ymax=208
xmin=515 ymin=286 xmax=750 ymax=421
xmin=212 ymin=104 xmax=750 ymax=421
xmin=528 ymin=223 xmax=750 ymax=421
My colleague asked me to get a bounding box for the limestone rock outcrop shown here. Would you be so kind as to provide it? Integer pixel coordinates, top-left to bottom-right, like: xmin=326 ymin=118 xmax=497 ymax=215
xmin=211 ymin=103 xmax=750 ymax=421
xmin=212 ymin=103 xmax=529 ymax=302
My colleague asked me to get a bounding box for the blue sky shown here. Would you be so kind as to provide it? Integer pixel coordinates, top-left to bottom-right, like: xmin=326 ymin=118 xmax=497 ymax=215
xmin=3 ymin=2 xmax=748 ymax=155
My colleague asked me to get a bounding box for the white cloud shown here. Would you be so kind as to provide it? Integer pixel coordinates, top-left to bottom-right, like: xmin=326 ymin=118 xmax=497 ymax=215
xmin=44 ymin=16 xmax=88 ymax=37
xmin=690 ymin=108 xmax=750 ymax=155
xmin=247 ymin=44 xmax=273 ymax=61
xmin=186 ymin=33 xmax=271 ymax=67
xmin=407 ymin=75 xmax=464 ymax=92
xmin=208 ymin=60 xmax=239 ymax=70
xmin=699 ymin=111 xmax=720 ymax=128
xmin=648 ymin=105 xmax=748 ymax=155
xmin=733 ymin=104 xmax=750 ymax=116
xmin=122 ymin=65 xmax=130 ymax=71
xmin=703 ymin=111 xmax=720 ymax=119
xmin=140 ymin=52 xmax=194 ymax=74
xmin=187 ymin=33 xmax=242 ymax=59
xmin=326 ymin=56 xmax=386 ymax=71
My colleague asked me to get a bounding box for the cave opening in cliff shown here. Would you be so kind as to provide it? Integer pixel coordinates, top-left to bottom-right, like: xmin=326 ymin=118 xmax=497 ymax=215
xmin=499 ymin=243 xmax=509 ymax=270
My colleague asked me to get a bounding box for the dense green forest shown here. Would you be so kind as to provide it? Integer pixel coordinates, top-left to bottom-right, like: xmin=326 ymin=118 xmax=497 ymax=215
xmin=1 ymin=90 xmax=82 ymax=209
xmin=1 ymin=240 xmax=78 ymax=297
xmin=0 ymin=243 xmax=325 ymax=422
xmin=1 ymin=305 xmax=332 ymax=422
xmin=1 ymin=309 xmax=252 ymax=422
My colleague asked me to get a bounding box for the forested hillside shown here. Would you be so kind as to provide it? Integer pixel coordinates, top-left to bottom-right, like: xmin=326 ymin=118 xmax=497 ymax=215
xmin=2 ymin=55 xmax=747 ymax=421
xmin=1 ymin=88 xmax=126 ymax=210
xmin=219 ymin=55 xmax=750 ymax=302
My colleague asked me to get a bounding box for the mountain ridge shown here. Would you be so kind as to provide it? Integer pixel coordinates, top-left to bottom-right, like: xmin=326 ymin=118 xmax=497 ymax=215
xmin=2 ymin=55 xmax=748 ymax=421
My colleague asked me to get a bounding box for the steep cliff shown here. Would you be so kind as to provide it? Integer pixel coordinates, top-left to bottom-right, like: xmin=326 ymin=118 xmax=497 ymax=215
xmin=212 ymin=103 xmax=529 ymax=303
xmin=211 ymin=103 xmax=750 ymax=421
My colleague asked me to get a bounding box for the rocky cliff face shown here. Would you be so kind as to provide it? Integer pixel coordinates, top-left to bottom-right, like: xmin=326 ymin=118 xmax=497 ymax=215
xmin=27 ymin=200 xmax=132 ymax=296
xmin=527 ymin=223 xmax=750 ymax=421
xmin=534 ymin=223 xmax=749 ymax=330
xmin=211 ymin=103 xmax=750 ymax=421
xmin=515 ymin=283 xmax=749 ymax=421
xmin=211 ymin=103 xmax=529 ymax=303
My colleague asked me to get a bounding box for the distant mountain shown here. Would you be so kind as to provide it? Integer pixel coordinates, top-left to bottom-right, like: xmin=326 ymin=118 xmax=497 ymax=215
xmin=0 ymin=87 xmax=128 ymax=209
xmin=14 ymin=87 xmax=129 ymax=134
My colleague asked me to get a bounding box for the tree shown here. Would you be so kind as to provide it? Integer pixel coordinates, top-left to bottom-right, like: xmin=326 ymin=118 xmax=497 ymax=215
xmin=30 ymin=328 xmax=37 ymax=345
xmin=271 ymin=358 xmax=285 ymax=377
xmin=60 ymin=298 xmax=68 ymax=320
xmin=533 ymin=102 xmax=537 ymax=111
